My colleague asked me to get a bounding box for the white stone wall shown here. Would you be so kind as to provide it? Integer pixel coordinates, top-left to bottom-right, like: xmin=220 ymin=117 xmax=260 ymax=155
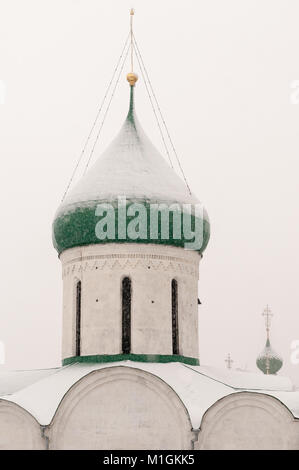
xmin=47 ymin=367 xmax=193 ymax=449
xmin=60 ymin=243 xmax=200 ymax=360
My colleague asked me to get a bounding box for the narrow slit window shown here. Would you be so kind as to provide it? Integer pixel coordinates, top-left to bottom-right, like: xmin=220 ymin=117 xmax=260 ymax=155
xmin=122 ymin=277 xmax=131 ymax=354
xmin=172 ymin=279 xmax=179 ymax=355
xmin=76 ymin=280 xmax=81 ymax=357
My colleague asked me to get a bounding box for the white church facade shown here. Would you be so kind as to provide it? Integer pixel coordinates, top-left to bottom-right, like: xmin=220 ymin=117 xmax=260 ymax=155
xmin=0 ymin=38 xmax=299 ymax=450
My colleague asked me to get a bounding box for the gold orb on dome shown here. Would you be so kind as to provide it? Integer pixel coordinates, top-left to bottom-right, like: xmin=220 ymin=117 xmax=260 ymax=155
xmin=126 ymin=72 xmax=138 ymax=86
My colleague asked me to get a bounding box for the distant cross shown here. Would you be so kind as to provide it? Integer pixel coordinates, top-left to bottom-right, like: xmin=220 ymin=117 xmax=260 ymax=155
xmin=225 ymin=353 xmax=234 ymax=370
xmin=262 ymin=305 xmax=273 ymax=339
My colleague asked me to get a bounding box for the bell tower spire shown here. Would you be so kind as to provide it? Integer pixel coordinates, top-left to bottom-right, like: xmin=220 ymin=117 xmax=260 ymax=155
xmin=53 ymin=9 xmax=209 ymax=367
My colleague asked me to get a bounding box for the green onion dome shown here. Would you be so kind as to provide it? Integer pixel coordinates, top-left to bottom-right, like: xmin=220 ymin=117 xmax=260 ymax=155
xmin=52 ymin=86 xmax=210 ymax=255
xmin=256 ymin=339 xmax=283 ymax=375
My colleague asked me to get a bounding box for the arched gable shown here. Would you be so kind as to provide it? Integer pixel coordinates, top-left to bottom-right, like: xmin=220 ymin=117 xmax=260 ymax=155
xmin=195 ymin=391 xmax=299 ymax=450
xmin=48 ymin=366 xmax=193 ymax=449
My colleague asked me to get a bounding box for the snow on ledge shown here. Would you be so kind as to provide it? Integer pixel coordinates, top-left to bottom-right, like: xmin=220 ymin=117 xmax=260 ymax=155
xmin=189 ymin=364 xmax=293 ymax=392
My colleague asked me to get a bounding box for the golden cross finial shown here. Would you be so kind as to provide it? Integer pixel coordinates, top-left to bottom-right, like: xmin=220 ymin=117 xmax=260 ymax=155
xmin=130 ymin=8 xmax=134 ymax=72
xmin=262 ymin=304 xmax=273 ymax=339
xmin=127 ymin=8 xmax=138 ymax=86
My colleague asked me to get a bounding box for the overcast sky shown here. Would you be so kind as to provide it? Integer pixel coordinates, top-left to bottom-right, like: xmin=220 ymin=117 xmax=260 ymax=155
xmin=0 ymin=0 xmax=298 ymax=386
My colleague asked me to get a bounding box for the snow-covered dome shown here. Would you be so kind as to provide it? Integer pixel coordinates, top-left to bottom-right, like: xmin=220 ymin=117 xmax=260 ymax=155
xmin=52 ymin=86 xmax=210 ymax=254
xmin=256 ymin=339 xmax=283 ymax=375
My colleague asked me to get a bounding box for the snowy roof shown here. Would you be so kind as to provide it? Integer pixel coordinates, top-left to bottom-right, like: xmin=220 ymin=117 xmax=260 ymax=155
xmin=0 ymin=362 xmax=297 ymax=429
xmin=0 ymin=368 xmax=59 ymax=395
xmin=194 ymin=364 xmax=291 ymax=391
xmin=56 ymin=87 xmax=199 ymax=219
xmin=52 ymin=86 xmax=210 ymax=254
